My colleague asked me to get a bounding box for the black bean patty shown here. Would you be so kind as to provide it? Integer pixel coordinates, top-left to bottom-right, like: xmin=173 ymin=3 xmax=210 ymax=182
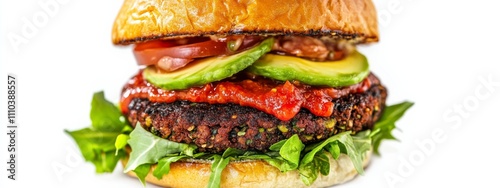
xmin=126 ymin=82 xmax=387 ymax=153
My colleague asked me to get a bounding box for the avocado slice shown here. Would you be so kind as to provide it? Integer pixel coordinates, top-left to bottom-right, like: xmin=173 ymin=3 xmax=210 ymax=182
xmin=143 ymin=38 xmax=274 ymax=90
xmin=247 ymin=51 xmax=370 ymax=87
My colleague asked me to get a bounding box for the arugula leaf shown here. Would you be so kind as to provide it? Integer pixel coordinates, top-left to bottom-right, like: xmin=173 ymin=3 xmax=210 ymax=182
xmin=207 ymin=148 xmax=245 ymax=188
xmin=278 ymin=134 xmax=304 ymax=170
xmin=115 ymin=134 xmax=129 ymax=155
xmin=325 ymin=142 xmax=341 ymax=160
xmin=93 ymin=150 xmax=125 ymax=173
xmin=316 ymin=152 xmax=330 ymax=176
xmin=305 ymin=132 xmax=368 ymax=175
xmin=153 ymin=155 xmax=188 ymax=179
xmin=222 ymin=148 xmax=245 ymax=158
xmin=193 ymin=152 xmax=212 ymax=159
xmin=259 ymin=151 xmax=281 ymax=158
xmin=207 ymin=155 xmax=230 ymax=188
xmin=299 ymin=151 xmax=330 ymax=185
xmin=239 ymin=154 xmax=295 ymax=173
xmin=269 ymin=139 xmax=286 ymax=151
xmin=301 ymin=132 xmax=349 ymax=165
xmin=133 ymin=164 xmax=151 ymax=186
xmin=124 ymin=124 xmax=197 ymax=172
xmin=299 ymin=131 xmax=365 ymax=186
xmin=340 ymin=133 xmax=365 ymax=174
xmin=90 ymin=91 xmax=126 ymax=131
xmin=371 ymin=101 xmax=413 ymax=154
xmin=151 ymin=152 xmax=210 ymax=180
xmin=299 ymin=160 xmax=318 ymax=185
xmin=66 ymin=128 xmax=118 ymax=158
xmin=238 ymin=135 xmax=304 ymax=172
xmin=66 ymin=91 xmax=131 ymax=173
xmin=65 ymin=128 xmax=122 ymax=173
xmin=264 ymin=157 xmax=297 ymax=172
xmin=352 ymin=130 xmax=372 ymax=157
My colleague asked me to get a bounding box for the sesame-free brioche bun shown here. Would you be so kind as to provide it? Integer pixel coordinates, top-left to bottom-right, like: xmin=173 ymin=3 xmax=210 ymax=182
xmin=112 ymin=0 xmax=379 ymax=45
xmin=122 ymin=151 xmax=371 ymax=188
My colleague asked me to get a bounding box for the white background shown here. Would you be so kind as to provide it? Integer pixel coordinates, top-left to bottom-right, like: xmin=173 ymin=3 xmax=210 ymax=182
xmin=1 ymin=0 xmax=500 ymax=187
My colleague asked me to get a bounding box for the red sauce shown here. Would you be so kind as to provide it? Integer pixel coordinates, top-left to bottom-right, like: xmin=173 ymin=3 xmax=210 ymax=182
xmin=120 ymin=71 xmax=374 ymax=121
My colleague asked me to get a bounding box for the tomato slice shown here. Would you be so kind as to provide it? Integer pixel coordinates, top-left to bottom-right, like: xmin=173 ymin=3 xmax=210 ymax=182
xmin=133 ymin=36 xmax=263 ymax=71
xmin=134 ymin=39 xmax=228 ymax=66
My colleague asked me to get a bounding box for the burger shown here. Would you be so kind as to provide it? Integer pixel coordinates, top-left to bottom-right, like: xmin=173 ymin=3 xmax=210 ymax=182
xmin=66 ymin=0 xmax=412 ymax=187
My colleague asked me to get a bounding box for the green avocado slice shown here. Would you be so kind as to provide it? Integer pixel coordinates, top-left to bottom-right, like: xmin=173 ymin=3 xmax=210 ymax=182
xmin=247 ymin=51 xmax=370 ymax=87
xmin=143 ymin=38 xmax=274 ymax=90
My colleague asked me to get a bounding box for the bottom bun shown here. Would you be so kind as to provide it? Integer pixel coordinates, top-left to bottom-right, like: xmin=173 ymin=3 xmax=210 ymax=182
xmin=122 ymin=151 xmax=371 ymax=188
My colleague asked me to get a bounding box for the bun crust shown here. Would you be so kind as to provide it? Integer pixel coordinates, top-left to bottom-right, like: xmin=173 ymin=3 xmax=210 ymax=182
xmin=122 ymin=151 xmax=371 ymax=188
xmin=112 ymin=0 xmax=378 ymax=45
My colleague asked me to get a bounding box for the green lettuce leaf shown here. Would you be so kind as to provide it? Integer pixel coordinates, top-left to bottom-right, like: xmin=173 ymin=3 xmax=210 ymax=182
xmin=371 ymin=101 xmax=414 ymax=154
xmin=124 ymin=124 xmax=197 ymax=172
xmin=207 ymin=155 xmax=230 ymax=188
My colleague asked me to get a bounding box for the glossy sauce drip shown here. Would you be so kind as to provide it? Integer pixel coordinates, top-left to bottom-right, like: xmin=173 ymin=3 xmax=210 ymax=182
xmin=120 ymin=71 xmax=374 ymax=121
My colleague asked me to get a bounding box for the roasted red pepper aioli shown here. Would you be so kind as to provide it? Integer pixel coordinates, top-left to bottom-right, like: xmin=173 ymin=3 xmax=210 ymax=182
xmin=121 ymin=71 xmax=373 ymax=121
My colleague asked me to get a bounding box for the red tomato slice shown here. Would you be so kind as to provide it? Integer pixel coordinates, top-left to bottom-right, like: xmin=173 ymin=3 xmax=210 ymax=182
xmin=134 ymin=39 xmax=228 ymax=66
xmin=133 ymin=36 xmax=263 ymax=70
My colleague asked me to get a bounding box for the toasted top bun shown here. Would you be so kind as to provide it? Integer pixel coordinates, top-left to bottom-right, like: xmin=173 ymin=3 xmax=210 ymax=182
xmin=122 ymin=151 xmax=371 ymax=188
xmin=112 ymin=0 xmax=379 ymax=45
